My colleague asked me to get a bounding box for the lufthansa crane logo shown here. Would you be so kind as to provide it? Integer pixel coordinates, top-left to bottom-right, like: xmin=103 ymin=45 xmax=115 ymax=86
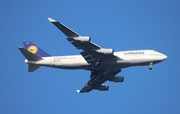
xmin=28 ymin=45 xmax=38 ymax=54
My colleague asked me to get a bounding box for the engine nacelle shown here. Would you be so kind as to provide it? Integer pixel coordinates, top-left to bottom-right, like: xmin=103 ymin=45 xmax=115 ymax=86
xmin=96 ymin=48 xmax=114 ymax=55
xmin=73 ymin=36 xmax=91 ymax=42
xmin=109 ymin=76 xmax=124 ymax=82
xmin=95 ymin=84 xmax=109 ymax=91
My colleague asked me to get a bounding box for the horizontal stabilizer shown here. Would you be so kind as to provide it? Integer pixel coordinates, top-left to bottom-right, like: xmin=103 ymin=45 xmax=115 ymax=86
xmin=18 ymin=47 xmax=42 ymax=61
xmin=28 ymin=64 xmax=41 ymax=72
xmin=48 ymin=17 xmax=79 ymax=37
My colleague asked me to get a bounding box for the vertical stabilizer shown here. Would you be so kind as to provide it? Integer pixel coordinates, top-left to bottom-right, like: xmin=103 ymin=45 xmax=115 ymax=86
xmin=18 ymin=47 xmax=42 ymax=61
xmin=23 ymin=41 xmax=50 ymax=57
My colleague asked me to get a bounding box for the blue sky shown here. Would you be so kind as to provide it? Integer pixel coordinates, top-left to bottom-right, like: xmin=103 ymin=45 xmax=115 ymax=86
xmin=1 ymin=0 xmax=180 ymax=114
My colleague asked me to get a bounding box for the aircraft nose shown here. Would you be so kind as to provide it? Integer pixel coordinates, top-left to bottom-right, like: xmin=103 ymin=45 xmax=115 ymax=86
xmin=162 ymin=54 xmax=167 ymax=60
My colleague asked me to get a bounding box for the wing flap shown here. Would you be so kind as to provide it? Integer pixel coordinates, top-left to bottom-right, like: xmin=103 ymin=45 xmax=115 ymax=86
xmin=66 ymin=38 xmax=83 ymax=49
xmin=80 ymin=51 xmax=97 ymax=64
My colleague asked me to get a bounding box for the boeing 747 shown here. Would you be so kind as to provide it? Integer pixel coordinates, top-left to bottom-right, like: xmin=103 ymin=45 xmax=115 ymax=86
xmin=18 ymin=18 xmax=167 ymax=93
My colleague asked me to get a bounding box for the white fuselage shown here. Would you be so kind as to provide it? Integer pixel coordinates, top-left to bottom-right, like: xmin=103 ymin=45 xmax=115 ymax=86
xmin=25 ymin=50 xmax=167 ymax=70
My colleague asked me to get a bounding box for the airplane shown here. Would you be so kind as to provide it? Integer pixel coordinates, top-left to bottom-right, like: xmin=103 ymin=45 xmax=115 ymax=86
xmin=18 ymin=18 xmax=167 ymax=93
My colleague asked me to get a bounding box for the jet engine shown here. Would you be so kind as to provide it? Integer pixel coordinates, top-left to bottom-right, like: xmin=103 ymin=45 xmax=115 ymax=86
xmin=109 ymin=76 xmax=124 ymax=82
xmin=73 ymin=36 xmax=91 ymax=42
xmin=95 ymin=84 xmax=109 ymax=91
xmin=96 ymin=48 xmax=114 ymax=55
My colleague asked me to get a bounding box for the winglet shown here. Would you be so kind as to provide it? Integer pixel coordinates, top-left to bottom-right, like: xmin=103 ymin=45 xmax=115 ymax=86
xmin=48 ymin=17 xmax=57 ymax=22
xmin=76 ymin=90 xmax=80 ymax=93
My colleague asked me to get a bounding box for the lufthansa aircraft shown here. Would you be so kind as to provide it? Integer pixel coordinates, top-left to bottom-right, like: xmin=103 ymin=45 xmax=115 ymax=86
xmin=18 ymin=18 xmax=167 ymax=93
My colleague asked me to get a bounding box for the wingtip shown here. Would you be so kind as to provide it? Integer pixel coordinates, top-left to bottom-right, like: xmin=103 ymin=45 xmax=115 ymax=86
xmin=48 ymin=17 xmax=57 ymax=22
xmin=76 ymin=90 xmax=80 ymax=93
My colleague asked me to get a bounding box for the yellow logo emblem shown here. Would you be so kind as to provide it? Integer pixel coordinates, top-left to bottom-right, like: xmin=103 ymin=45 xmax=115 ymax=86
xmin=28 ymin=45 xmax=38 ymax=54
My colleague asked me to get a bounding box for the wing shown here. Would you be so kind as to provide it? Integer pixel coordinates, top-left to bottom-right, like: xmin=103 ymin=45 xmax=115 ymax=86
xmin=48 ymin=18 xmax=116 ymax=69
xmin=77 ymin=68 xmax=122 ymax=93
xmin=48 ymin=18 xmax=101 ymax=50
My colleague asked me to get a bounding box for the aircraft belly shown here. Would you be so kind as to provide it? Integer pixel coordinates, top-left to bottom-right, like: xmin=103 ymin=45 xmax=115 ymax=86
xmin=126 ymin=59 xmax=162 ymax=67
xmin=96 ymin=60 xmax=129 ymax=69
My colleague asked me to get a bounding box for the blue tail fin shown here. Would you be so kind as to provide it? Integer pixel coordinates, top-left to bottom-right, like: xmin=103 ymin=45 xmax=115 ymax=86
xmin=23 ymin=41 xmax=50 ymax=57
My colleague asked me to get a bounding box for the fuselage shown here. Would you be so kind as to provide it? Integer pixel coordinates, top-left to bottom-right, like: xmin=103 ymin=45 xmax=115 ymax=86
xmin=25 ymin=50 xmax=167 ymax=70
